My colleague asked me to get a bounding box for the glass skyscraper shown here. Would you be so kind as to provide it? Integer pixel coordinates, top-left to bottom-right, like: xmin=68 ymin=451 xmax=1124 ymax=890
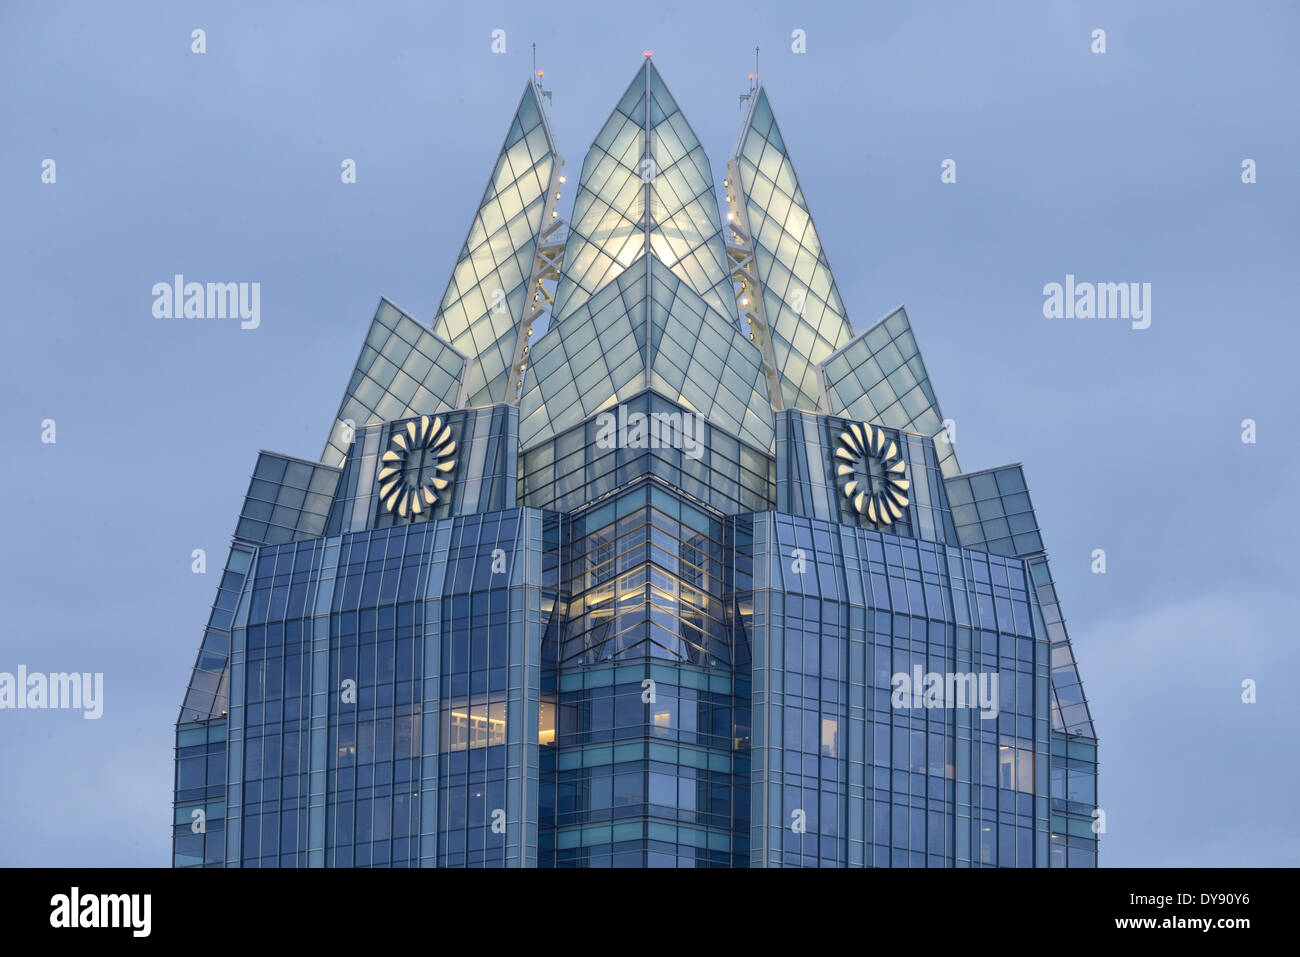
xmin=173 ymin=59 xmax=1098 ymax=868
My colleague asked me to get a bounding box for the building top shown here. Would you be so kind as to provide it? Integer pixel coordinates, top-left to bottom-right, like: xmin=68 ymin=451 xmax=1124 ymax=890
xmin=180 ymin=60 xmax=1096 ymax=742
xmin=322 ymin=60 xmax=932 ymax=457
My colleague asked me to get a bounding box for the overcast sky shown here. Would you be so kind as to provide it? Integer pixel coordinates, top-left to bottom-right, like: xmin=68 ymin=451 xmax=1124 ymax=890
xmin=1 ymin=0 xmax=1297 ymax=866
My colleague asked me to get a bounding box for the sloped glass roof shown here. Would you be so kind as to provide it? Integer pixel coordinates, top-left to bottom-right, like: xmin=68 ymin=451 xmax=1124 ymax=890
xmin=323 ymin=298 xmax=467 ymax=468
xmin=519 ymin=256 xmax=649 ymax=446
xmin=945 ymin=465 xmax=1097 ymax=738
xmin=820 ymin=306 xmax=960 ymax=477
xmin=519 ymin=251 xmax=773 ymax=451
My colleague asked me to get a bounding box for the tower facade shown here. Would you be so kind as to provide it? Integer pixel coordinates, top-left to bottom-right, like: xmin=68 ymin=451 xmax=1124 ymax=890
xmin=173 ymin=61 xmax=1098 ymax=868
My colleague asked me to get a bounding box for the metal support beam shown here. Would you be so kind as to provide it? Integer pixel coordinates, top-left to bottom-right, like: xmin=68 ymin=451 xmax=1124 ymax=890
xmin=724 ymin=157 xmax=785 ymax=412
xmin=503 ymin=100 xmax=567 ymax=406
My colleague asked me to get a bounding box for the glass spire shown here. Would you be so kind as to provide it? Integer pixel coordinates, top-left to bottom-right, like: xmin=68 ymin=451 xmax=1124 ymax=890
xmin=728 ymin=87 xmax=856 ymax=412
xmin=429 ymin=82 xmax=562 ymax=407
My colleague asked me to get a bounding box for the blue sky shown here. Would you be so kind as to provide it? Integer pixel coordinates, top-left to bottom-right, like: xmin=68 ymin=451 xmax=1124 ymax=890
xmin=1 ymin=0 xmax=1297 ymax=866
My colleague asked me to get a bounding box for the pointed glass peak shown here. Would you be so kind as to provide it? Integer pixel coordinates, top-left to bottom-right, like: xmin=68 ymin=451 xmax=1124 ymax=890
xmin=508 ymin=80 xmax=545 ymax=146
xmin=734 ymin=85 xmax=784 ymax=156
xmin=730 ymin=81 xmax=856 ymax=412
xmin=551 ymin=60 xmax=734 ymax=325
xmin=428 ymin=77 xmax=560 ymax=407
xmin=605 ymin=59 xmax=679 ymax=130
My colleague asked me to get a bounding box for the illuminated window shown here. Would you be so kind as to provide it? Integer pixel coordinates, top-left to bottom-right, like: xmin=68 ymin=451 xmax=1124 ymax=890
xmin=441 ymin=698 xmax=507 ymax=751
xmin=539 ymin=698 xmax=556 ymax=746
xmin=820 ymin=717 xmax=839 ymax=758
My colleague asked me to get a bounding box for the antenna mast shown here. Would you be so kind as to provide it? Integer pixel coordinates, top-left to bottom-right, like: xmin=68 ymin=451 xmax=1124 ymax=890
xmin=533 ymin=43 xmax=552 ymax=103
xmin=740 ymin=46 xmax=759 ymax=107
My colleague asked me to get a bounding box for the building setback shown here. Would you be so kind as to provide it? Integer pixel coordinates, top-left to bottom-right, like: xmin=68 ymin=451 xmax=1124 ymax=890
xmin=173 ymin=59 xmax=1099 ymax=868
